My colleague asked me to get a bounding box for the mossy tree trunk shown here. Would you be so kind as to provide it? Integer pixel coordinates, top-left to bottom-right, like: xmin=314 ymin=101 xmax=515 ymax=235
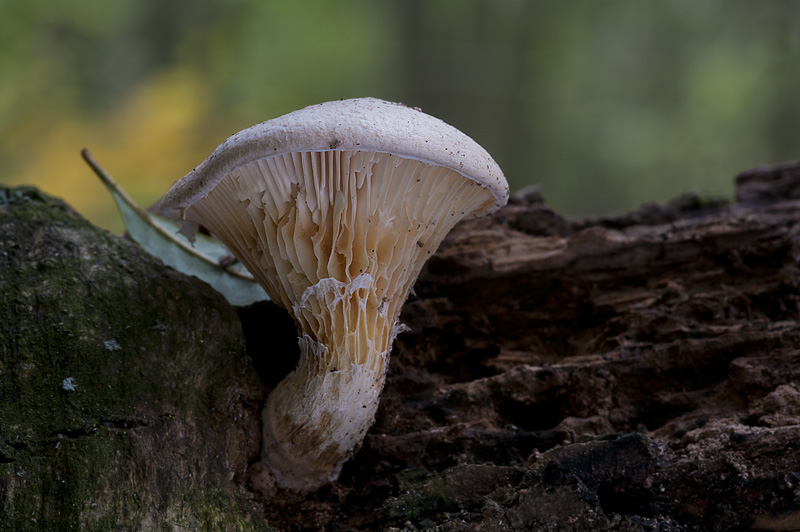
xmin=0 ymin=188 xmax=271 ymax=531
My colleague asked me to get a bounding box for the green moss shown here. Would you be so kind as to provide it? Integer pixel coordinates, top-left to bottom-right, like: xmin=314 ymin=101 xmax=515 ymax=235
xmin=178 ymin=488 xmax=280 ymax=532
xmin=0 ymin=187 xmax=271 ymax=530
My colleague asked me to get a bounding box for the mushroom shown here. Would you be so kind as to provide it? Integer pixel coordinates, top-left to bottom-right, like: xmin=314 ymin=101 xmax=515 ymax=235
xmin=160 ymin=98 xmax=508 ymax=492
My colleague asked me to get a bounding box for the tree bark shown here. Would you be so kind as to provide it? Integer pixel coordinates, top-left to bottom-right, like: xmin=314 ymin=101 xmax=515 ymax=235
xmin=0 ymin=187 xmax=270 ymax=531
xmin=3 ymin=161 xmax=800 ymax=530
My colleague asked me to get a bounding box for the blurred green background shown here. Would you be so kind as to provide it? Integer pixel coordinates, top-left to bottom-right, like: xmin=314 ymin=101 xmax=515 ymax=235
xmin=2 ymin=0 xmax=799 ymax=232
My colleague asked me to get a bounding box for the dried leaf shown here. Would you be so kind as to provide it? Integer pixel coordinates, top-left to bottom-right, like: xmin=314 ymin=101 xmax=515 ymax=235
xmin=82 ymin=149 xmax=269 ymax=306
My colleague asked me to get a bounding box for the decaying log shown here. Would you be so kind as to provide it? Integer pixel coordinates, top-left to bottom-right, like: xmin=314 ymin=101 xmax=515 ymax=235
xmin=3 ymin=161 xmax=800 ymax=531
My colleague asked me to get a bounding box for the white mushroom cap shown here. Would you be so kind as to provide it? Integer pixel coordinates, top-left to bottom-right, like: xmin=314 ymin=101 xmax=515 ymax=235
xmin=160 ymin=98 xmax=509 ymax=492
xmin=161 ymin=97 xmax=507 ymax=220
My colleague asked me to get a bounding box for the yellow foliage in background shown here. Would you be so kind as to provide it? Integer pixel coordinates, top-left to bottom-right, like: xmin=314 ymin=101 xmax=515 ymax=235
xmin=5 ymin=70 xmax=222 ymax=233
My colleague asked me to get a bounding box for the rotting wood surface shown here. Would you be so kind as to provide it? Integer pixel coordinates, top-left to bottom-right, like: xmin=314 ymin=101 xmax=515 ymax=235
xmin=256 ymin=164 xmax=800 ymax=531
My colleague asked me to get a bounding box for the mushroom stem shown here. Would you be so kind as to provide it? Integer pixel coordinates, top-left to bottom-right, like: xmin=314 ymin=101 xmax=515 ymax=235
xmin=261 ymin=333 xmax=389 ymax=491
xmin=261 ymin=272 xmax=400 ymax=491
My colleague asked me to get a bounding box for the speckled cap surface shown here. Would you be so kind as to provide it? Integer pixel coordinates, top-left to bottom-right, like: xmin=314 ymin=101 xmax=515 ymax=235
xmin=160 ymin=97 xmax=508 ymax=218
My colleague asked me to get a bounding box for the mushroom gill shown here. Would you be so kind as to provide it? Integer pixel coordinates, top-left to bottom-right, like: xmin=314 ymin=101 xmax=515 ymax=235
xmin=184 ymin=149 xmax=495 ymax=490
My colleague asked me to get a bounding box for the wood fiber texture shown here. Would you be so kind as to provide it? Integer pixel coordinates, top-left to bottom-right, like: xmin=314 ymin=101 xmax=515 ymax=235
xmin=258 ymin=165 xmax=800 ymax=531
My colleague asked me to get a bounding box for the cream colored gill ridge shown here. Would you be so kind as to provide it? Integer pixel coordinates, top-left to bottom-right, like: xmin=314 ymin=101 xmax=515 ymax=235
xmin=184 ymin=149 xmax=492 ymax=369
